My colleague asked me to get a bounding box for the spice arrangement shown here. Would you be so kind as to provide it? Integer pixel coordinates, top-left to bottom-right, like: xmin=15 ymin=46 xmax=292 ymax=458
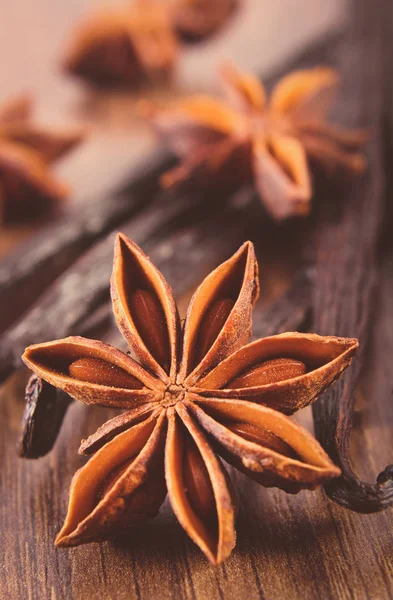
xmin=1 ymin=0 xmax=393 ymax=595
xmin=145 ymin=63 xmax=367 ymax=219
xmin=22 ymin=235 xmax=357 ymax=563
xmin=63 ymin=0 xmax=238 ymax=88
xmin=0 ymin=94 xmax=83 ymax=223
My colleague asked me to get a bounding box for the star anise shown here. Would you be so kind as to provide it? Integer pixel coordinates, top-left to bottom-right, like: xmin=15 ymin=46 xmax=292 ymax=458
xmin=0 ymin=94 xmax=84 ymax=224
xmin=23 ymin=235 xmax=358 ymax=563
xmin=145 ymin=63 xmax=368 ymax=220
xmin=63 ymin=0 xmax=238 ymax=88
xmin=63 ymin=1 xmax=178 ymax=88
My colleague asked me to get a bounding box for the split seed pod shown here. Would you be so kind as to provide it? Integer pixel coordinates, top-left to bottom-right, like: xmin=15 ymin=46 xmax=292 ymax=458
xmin=23 ymin=236 xmax=358 ymax=563
xmin=145 ymin=63 xmax=367 ymax=220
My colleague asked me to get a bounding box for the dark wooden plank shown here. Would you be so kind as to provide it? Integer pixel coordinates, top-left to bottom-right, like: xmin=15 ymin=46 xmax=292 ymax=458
xmin=311 ymin=0 xmax=393 ymax=511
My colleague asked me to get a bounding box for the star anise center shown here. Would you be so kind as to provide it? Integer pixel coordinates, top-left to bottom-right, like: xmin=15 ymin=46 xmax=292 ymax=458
xmin=161 ymin=383 xmax=186 ymax=407
xmin=250 ymin=112 xmax=295 ymax=139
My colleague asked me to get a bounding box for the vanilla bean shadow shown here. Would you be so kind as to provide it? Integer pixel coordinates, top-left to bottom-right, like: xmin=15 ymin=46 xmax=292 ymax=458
xmin=311 ymin=0 xmax=393 ymax=511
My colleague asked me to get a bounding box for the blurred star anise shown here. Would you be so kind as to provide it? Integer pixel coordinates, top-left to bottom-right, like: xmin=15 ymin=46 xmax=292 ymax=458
xmin=23 ymin=235 xmax=358 ymax=563
xmin=63 ymin=0 xmax=237 ymax=88
xmin=63 ymin=1 xmax=178 ymax=88
xmin=146 ymin=64 xmax=368 ymax=220
xmin=0 ymin=94 xmax=83 ymax=224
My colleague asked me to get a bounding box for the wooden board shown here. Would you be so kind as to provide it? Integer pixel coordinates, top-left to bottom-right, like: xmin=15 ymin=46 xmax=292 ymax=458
xmin=1 ymin=1 xmax=393 ymax=599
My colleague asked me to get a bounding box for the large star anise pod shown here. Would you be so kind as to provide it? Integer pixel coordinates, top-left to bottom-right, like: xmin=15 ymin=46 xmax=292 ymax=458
xmin=23 ymin=235 xmax=358 ymax=563
xmin=0 ymin=94 xmax=83 ymax=223
xmin=145 ymin=64 xmax=368 ymax=220
xmin=63 ymin=1 xmax=178 ymax=88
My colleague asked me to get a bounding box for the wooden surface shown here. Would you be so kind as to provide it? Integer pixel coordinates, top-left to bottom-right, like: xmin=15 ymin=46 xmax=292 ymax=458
xmin=1 ymin=1 xmax=393 ymax=599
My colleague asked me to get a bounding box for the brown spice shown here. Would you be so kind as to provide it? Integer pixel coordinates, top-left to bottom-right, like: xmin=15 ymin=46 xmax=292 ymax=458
xmin=62 ymin=0 xmax=238 ymax=88
xmin=22 ymin=235 xmax=358 ymax=563
xmin=0 ymin=94 xmax=84 ymax=224
xmin=145 ymin=63 xmax=368 ymax=220
xmin=63 ymin=2 xmax=178 ymax=88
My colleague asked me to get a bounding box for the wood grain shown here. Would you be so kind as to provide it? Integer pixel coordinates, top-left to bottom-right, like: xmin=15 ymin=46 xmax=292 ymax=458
xmin=1 ymin=2 xmax=393 ymax=600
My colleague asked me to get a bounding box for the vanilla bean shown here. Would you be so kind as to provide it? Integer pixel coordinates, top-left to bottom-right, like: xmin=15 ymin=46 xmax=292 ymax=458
xmin=311 ymin=0 xmax=393 ymax=512
xmin=18 ymin=376 xmax=72 ymax=459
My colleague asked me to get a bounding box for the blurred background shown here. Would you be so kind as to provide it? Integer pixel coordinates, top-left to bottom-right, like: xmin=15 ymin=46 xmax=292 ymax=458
xmin=0 ymin=0 xmax=346 ymax=255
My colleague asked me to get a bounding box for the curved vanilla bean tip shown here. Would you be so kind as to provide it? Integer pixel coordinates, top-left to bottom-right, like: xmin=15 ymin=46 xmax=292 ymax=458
xmin=313 ymin=386 xmax=393 ymax=513
xmin=56 ymin=413 xmax=167 ymax=547
xmin=180 ymin=241 xmax=259 ymax=385
xmin=324 ymin=467 xmax=393 ymax=513
xmin=22 ymin=336 xmax=158 ymax=408
xmin=18 ymin=375 xmax=72 ymax=459
xmin=377 ymin=465 xmax=393 ymax=486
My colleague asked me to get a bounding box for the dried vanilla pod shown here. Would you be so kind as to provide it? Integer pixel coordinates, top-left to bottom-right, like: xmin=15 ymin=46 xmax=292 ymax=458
xmin=63 ymin=1 xmax=178 ymax=87
xmin=22 ymin=235 xmax=357 ymax=563
xmin=0 ymin=94 xmax=84 ymax=223
xmin=18 ymin=374 xmax=72 ymax=459
xmin=145 ymin=63 xmax=367 ymax=220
